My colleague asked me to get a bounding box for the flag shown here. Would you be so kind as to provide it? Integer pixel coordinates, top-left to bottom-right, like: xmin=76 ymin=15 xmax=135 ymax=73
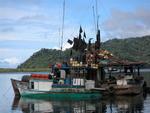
xmin=72 ymin=37 xmax=79 ymax=50
xmin=79 ymin=26 xmax=83 ymax=33
xmin=72 ymin=37 xmax=87 ymax=52
xmin=67 ymin=39 xmax=73 ymax=45
xmin=83 ymin=32 xmax=86 ymax=38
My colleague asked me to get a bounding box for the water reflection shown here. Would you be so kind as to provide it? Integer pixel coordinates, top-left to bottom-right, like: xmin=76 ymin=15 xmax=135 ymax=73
xmin=12 ymin=96 xmax=100 ymax=113
xmin=102 ymin=94 xmax=144 ymax=113
xmin=12 ymin=94 xmax=145 ymax=113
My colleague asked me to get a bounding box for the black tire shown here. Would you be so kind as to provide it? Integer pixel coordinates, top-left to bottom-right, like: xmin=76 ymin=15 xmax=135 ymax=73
xmin=108 ymin=86 xmax=115 ymax=95
xmin=21 ymin=75 xmax=30 ymax=82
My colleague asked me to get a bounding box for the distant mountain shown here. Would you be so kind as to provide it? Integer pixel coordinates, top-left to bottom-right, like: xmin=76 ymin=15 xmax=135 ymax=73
xmin=18 ymin=35 xmax=150 ymax=68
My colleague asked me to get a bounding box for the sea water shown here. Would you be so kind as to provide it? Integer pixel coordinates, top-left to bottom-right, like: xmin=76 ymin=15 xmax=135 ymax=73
xmin=0 ymin=71 xmax=150 ymax=113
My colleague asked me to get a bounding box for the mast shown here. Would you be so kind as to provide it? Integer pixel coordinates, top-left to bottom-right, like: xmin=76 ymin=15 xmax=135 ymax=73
xmin=61 ymin=0 xmax=65 ymax=51
xmin=95 ymin=0 xmax=99 ymax=31
xmin=95 ymin=0 xmax=101 ymax=50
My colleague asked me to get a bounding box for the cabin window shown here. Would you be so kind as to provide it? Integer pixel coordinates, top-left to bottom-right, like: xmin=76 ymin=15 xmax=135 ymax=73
xmin=31 ymin=82 xmax=34 ymax=89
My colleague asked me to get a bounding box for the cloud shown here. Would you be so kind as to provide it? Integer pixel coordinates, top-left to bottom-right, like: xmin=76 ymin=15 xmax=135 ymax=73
xmin=0 ymin=7 xmax=36 ymax=20
xmin=0 ymin=5 xmax=63 ymax=43
xmin=63 ymin=43 xmax=73 ymax=51
xmin=52 ymin=42 xmax=73 ymax=51
xmin=0 ymin=57 xmax=20 ymax=68
xmin=0 ymin=27 xmax=14 ymax=33
xmin=0 ymin=48 xmax=40 ymax=68
xmin=102 ymin=7 xmax=150 ymax=39
xmin=3 ymin=57 xmax=20 ymax=65
xmin=0 ymin=0 xmax=93 ymax=45
xmin=0 ymin=48 xmax=37 ymax=61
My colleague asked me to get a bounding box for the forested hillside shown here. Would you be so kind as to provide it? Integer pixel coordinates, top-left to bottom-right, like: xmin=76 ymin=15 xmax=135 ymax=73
xmin=18 ymin=49 xmax=79 ymax=68
xmin=102 ymin=35 xmax=150 ymax=63
xmin=18 ymin=35 xmax=150 ymax=68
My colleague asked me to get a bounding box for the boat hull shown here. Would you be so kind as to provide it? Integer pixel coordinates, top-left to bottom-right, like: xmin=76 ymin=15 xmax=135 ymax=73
xmin=114 ymin=85 xmax=143 ymax=95
xmin=21 ymin=91 xmax=101 ymax=100
xmin=11 ymin=79 xmax=101 ymax=100
xmin=99 ymin=85 xmax=143 ymax=95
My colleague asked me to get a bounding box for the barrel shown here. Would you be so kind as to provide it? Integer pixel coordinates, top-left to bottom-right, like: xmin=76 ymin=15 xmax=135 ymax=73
xmin=31 ymin=74 xmax=49 ymax=79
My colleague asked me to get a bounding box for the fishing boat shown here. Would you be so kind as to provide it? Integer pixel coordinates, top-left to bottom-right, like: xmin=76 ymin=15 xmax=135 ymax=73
xmin=11 ymin=64 xmax=101 ymax=99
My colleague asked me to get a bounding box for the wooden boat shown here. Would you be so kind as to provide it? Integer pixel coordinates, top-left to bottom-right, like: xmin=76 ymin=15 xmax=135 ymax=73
xmin=93 ymin=61 xmax=145 ymax=95
xmin=96 ymin=77 xmax=144 ymax=95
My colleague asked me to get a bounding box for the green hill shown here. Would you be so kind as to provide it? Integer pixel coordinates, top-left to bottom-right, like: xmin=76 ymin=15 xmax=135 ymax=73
xmin=18 ymin=49 xmax=79 ymax=68
xmin=18 ymin=35 xmax=150 ymax=68
xmin=102 ymin=35 xmax=150 ymax=63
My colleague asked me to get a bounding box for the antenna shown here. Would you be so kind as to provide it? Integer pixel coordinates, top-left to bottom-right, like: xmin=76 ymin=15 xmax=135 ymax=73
xmin=61 ymin=0 xmax=65 ymax=51
xmin=92 ymin=6 xmax=97 ymax=34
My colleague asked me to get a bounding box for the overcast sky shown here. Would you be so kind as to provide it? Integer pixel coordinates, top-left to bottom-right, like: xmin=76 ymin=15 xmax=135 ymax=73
xmin=0 ymin=0 xmax=150 ymax=68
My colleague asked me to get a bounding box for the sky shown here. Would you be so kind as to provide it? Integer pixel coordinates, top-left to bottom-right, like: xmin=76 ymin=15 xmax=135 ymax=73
xmin=0 ymin=0 xmax=150 ymax=68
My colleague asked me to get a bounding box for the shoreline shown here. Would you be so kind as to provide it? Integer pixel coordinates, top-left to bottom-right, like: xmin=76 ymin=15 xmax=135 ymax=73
xmin=0 ymin=68 xmax=50 ymax=73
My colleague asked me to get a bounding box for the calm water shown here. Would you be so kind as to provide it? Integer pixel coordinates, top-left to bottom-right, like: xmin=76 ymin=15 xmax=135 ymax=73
xmin=0 ymin=71 xmax=150 ymax=113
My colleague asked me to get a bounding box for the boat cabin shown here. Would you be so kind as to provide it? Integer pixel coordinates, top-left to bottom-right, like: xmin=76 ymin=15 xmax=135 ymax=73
xmin=99 ymin=61 xmax=145 ymax=86
xmin=29 ymin=79 xmax=53 ymax=91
